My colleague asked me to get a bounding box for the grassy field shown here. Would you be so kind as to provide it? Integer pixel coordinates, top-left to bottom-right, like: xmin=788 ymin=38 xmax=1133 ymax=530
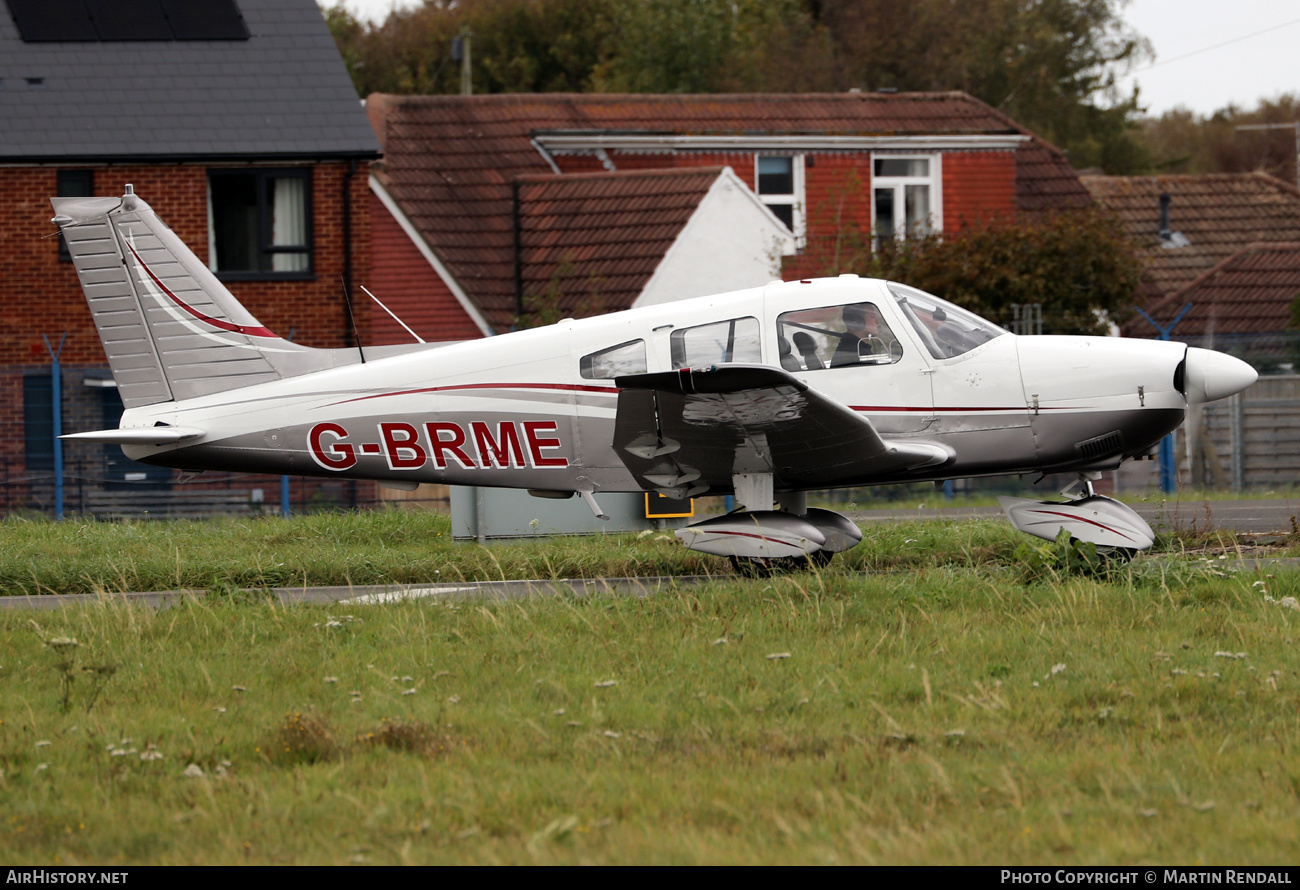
xmin=1 ymin=513 xmax=1298 ymax=864
xmin=0 ymin=506 xmax=1284 ymax=597
xmin=0 ymin=510 xmax=1037 ymax=596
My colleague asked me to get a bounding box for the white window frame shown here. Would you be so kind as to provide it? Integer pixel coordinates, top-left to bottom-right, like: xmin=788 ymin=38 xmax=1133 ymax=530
xmin=870 ymin=153 xmax=942 ymax=249
xmin=754 ymin=153 xmax=805 ymax=247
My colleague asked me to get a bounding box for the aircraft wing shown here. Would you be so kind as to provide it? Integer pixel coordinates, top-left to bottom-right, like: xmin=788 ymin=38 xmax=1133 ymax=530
xmin=612 ymin=364 xmax=950 ymax=497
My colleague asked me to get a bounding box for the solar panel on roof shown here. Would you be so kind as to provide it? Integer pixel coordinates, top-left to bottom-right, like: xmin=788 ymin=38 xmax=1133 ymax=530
xmin=5 ymin=0 xmax=247 ymax=41
xmin=160 ymin=0 xmax=248 ymax=40
xmin=85 ymin=0 xmax=172 ymax=41
xmin=6 ymin=0 xmax=98 ymax=41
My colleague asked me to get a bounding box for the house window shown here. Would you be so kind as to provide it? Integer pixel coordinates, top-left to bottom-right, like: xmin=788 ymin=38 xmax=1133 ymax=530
xmin=755 ymin=155 xmax=804 ymax=244
xmin=97 ymin=385 xmax=171 ymax=490
xmin=208 ymin=168 xmax=312 ymax=279
xmin=23 ymin=374 xmax=54 ymax=473
xmin=57 ymin=169 xmax=94 ymax=262
xmin=872 ymin=155 xmax=941 ymax=250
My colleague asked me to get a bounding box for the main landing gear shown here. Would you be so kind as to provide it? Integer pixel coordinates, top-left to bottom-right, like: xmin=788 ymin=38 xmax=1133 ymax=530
xmin=673 ymin=488 xmax=864 ymax=575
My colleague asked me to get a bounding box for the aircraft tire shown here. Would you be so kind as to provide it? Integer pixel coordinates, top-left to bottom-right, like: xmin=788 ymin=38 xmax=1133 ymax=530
xmin=1095 ymin=545 xmax=1137 ymax=565
xmin=729 ymin=552 xmax=831 ymax=577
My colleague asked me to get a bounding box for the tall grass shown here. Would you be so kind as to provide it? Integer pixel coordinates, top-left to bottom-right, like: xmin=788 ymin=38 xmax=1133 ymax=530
xmin=1 ymin=544 xmax=1297 ymax=864
xmin=0 ymin=512 xmax=1041 ymax=596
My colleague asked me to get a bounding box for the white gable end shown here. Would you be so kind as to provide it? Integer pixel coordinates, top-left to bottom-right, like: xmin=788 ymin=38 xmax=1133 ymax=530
xmin=634 ymin=168 xmax=797 ymax=308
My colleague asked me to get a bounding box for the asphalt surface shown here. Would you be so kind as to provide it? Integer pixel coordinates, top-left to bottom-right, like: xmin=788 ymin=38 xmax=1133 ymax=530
xmin=4 ymin=498 xmax=1299 ymax=611
xmin=0 ymin=575 xmax=715 ymax=612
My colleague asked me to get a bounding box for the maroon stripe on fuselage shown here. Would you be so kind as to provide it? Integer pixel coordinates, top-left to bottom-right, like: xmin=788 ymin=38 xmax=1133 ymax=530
xmin=323 ymin=382 xmax=620 ymax=408
xmin=850 ymin=405 xmax=1082 ymax=413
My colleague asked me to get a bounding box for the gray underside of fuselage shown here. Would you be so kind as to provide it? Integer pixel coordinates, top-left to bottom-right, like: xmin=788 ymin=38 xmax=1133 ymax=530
xmin=127 ymin=403 xmax=1186 ymax=496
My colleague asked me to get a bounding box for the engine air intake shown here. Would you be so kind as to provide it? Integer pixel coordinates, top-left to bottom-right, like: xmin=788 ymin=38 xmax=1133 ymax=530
xmin=1075 ymin=430 xmax=1124 ymax=461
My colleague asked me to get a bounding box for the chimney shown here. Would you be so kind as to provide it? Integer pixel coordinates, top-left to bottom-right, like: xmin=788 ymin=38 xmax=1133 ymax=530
xmin=1157 ymin=193 xmax=1190 ymax=248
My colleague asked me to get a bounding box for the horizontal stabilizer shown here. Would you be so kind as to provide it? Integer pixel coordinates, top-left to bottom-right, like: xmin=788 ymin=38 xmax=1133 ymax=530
xmin=61 ymin=427 xmax=206 ymax=445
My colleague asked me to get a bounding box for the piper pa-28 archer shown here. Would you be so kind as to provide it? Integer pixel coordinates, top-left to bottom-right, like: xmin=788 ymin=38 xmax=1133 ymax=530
xmin=52 ymin=187 xmax=1257 ymax=571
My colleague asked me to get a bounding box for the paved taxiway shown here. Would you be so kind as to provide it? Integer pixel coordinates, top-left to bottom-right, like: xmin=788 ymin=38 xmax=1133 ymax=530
xmin=0 ymin=575 xmax=711 ymax=611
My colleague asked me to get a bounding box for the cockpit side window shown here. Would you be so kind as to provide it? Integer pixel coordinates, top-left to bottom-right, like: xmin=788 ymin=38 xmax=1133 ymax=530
xmin=670 ymin=317 xmax=761 ymax=369
xmin=776 ymin=303 xmax=903 ymax=371
xmin=580 ymin=339 xmax=646 ymax=379
xmin=886 ymin=282 xmax=1007 ymax=360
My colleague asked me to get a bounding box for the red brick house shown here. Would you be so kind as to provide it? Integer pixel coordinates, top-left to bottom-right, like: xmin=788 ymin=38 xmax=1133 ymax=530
xmin=0 ymin=0 xmax=380 ymax=516
xmin=363 ymin=91 xmax=1092 ymax=337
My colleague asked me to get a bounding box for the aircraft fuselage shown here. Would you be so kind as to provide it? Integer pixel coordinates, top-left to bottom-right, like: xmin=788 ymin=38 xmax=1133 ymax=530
xmin=118 ymin=276 xmax=1190 ymax=495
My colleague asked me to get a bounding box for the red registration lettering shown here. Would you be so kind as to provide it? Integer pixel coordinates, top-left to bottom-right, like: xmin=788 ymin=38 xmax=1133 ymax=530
xmin=308 ymin=422 xmax=356 ymax=471
xmin=522 ymin=420 xmax=569 ymax=468
xmin=425 ymin=421 xmax=476 ymax=469
xmin=379 ymin=422 xmax=427 ymax=470
xmin=471 ymin=421 xmax=525 ymax=469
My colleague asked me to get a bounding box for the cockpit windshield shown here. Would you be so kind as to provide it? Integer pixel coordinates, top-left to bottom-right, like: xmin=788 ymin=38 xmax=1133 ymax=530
xmin=886 ymin=282 xmax=1008 ymax=360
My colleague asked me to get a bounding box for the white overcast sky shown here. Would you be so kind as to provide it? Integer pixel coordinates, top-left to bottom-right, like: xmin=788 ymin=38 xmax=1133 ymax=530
xmin=329 ymin=0 xmax=1300 ymax=118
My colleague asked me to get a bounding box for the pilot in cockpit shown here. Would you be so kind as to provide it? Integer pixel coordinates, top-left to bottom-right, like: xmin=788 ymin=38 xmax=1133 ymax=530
xmin=832 ymin=303 xmax=897 ymax=367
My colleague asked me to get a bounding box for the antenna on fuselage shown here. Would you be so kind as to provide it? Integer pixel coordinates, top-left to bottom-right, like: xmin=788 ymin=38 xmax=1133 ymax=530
xmin=340 ymin=276 xmax=365 ymax=364
xmin=360 ymin=285 xmax=426 ymax=344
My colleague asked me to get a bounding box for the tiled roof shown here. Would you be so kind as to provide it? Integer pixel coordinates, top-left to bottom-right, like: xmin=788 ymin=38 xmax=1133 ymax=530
xmin=1139 ymin=243 xmax=1300 ymax=338
xmin=517 ymin=168 xmax=721 ymax=320
xmin=368 ymin=91 xmax=1090 ymax=331
xmin=1083 ymin=173 xmax=1300 ymax=326
xmin=0 ymin=0 xmax=379 ymax=160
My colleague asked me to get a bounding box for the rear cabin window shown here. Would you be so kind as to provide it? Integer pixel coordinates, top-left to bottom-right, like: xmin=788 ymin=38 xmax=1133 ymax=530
xmin=776 ymin=303 xmax=903 ymax=371
xmin=670 ymin=317 xmax=761 ymax=369
xmin=580 ymin=339 xmax=646 ymax=379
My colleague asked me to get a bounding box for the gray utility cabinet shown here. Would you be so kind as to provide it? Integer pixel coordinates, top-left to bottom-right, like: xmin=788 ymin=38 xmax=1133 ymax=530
xmin=450 ymin=486 xmax=693 ymax=541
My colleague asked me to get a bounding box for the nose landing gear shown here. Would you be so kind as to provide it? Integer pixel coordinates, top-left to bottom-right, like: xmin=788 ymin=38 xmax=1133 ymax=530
xmin=998 ymin=472 xmax=1154 ymax=557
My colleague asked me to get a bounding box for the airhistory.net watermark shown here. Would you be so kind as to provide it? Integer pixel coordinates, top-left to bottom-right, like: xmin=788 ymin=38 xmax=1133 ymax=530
xmin=5 ymin=872 xmax=127 ymax=884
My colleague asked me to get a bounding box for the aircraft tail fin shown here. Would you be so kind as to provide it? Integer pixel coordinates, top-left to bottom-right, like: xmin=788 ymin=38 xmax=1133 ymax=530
xmin=52 ymin=186 xmax=338 ymax=408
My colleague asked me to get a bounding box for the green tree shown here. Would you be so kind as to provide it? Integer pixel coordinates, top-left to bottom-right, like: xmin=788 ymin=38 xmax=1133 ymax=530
xmin=1137 ymin=94 xmax=1300 ymax=183
xmin=809 ymin=0 xmax=1152 ymax=173
xmin=322 ymin=0 xmax=614 ymax=96
xmin=590 ymin=0 xmax=834 ymax=93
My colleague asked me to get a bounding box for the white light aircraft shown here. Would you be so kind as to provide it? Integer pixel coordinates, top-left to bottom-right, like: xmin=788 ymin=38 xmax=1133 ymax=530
xmin=52 ymin=188 xmax=1257 ymax=571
